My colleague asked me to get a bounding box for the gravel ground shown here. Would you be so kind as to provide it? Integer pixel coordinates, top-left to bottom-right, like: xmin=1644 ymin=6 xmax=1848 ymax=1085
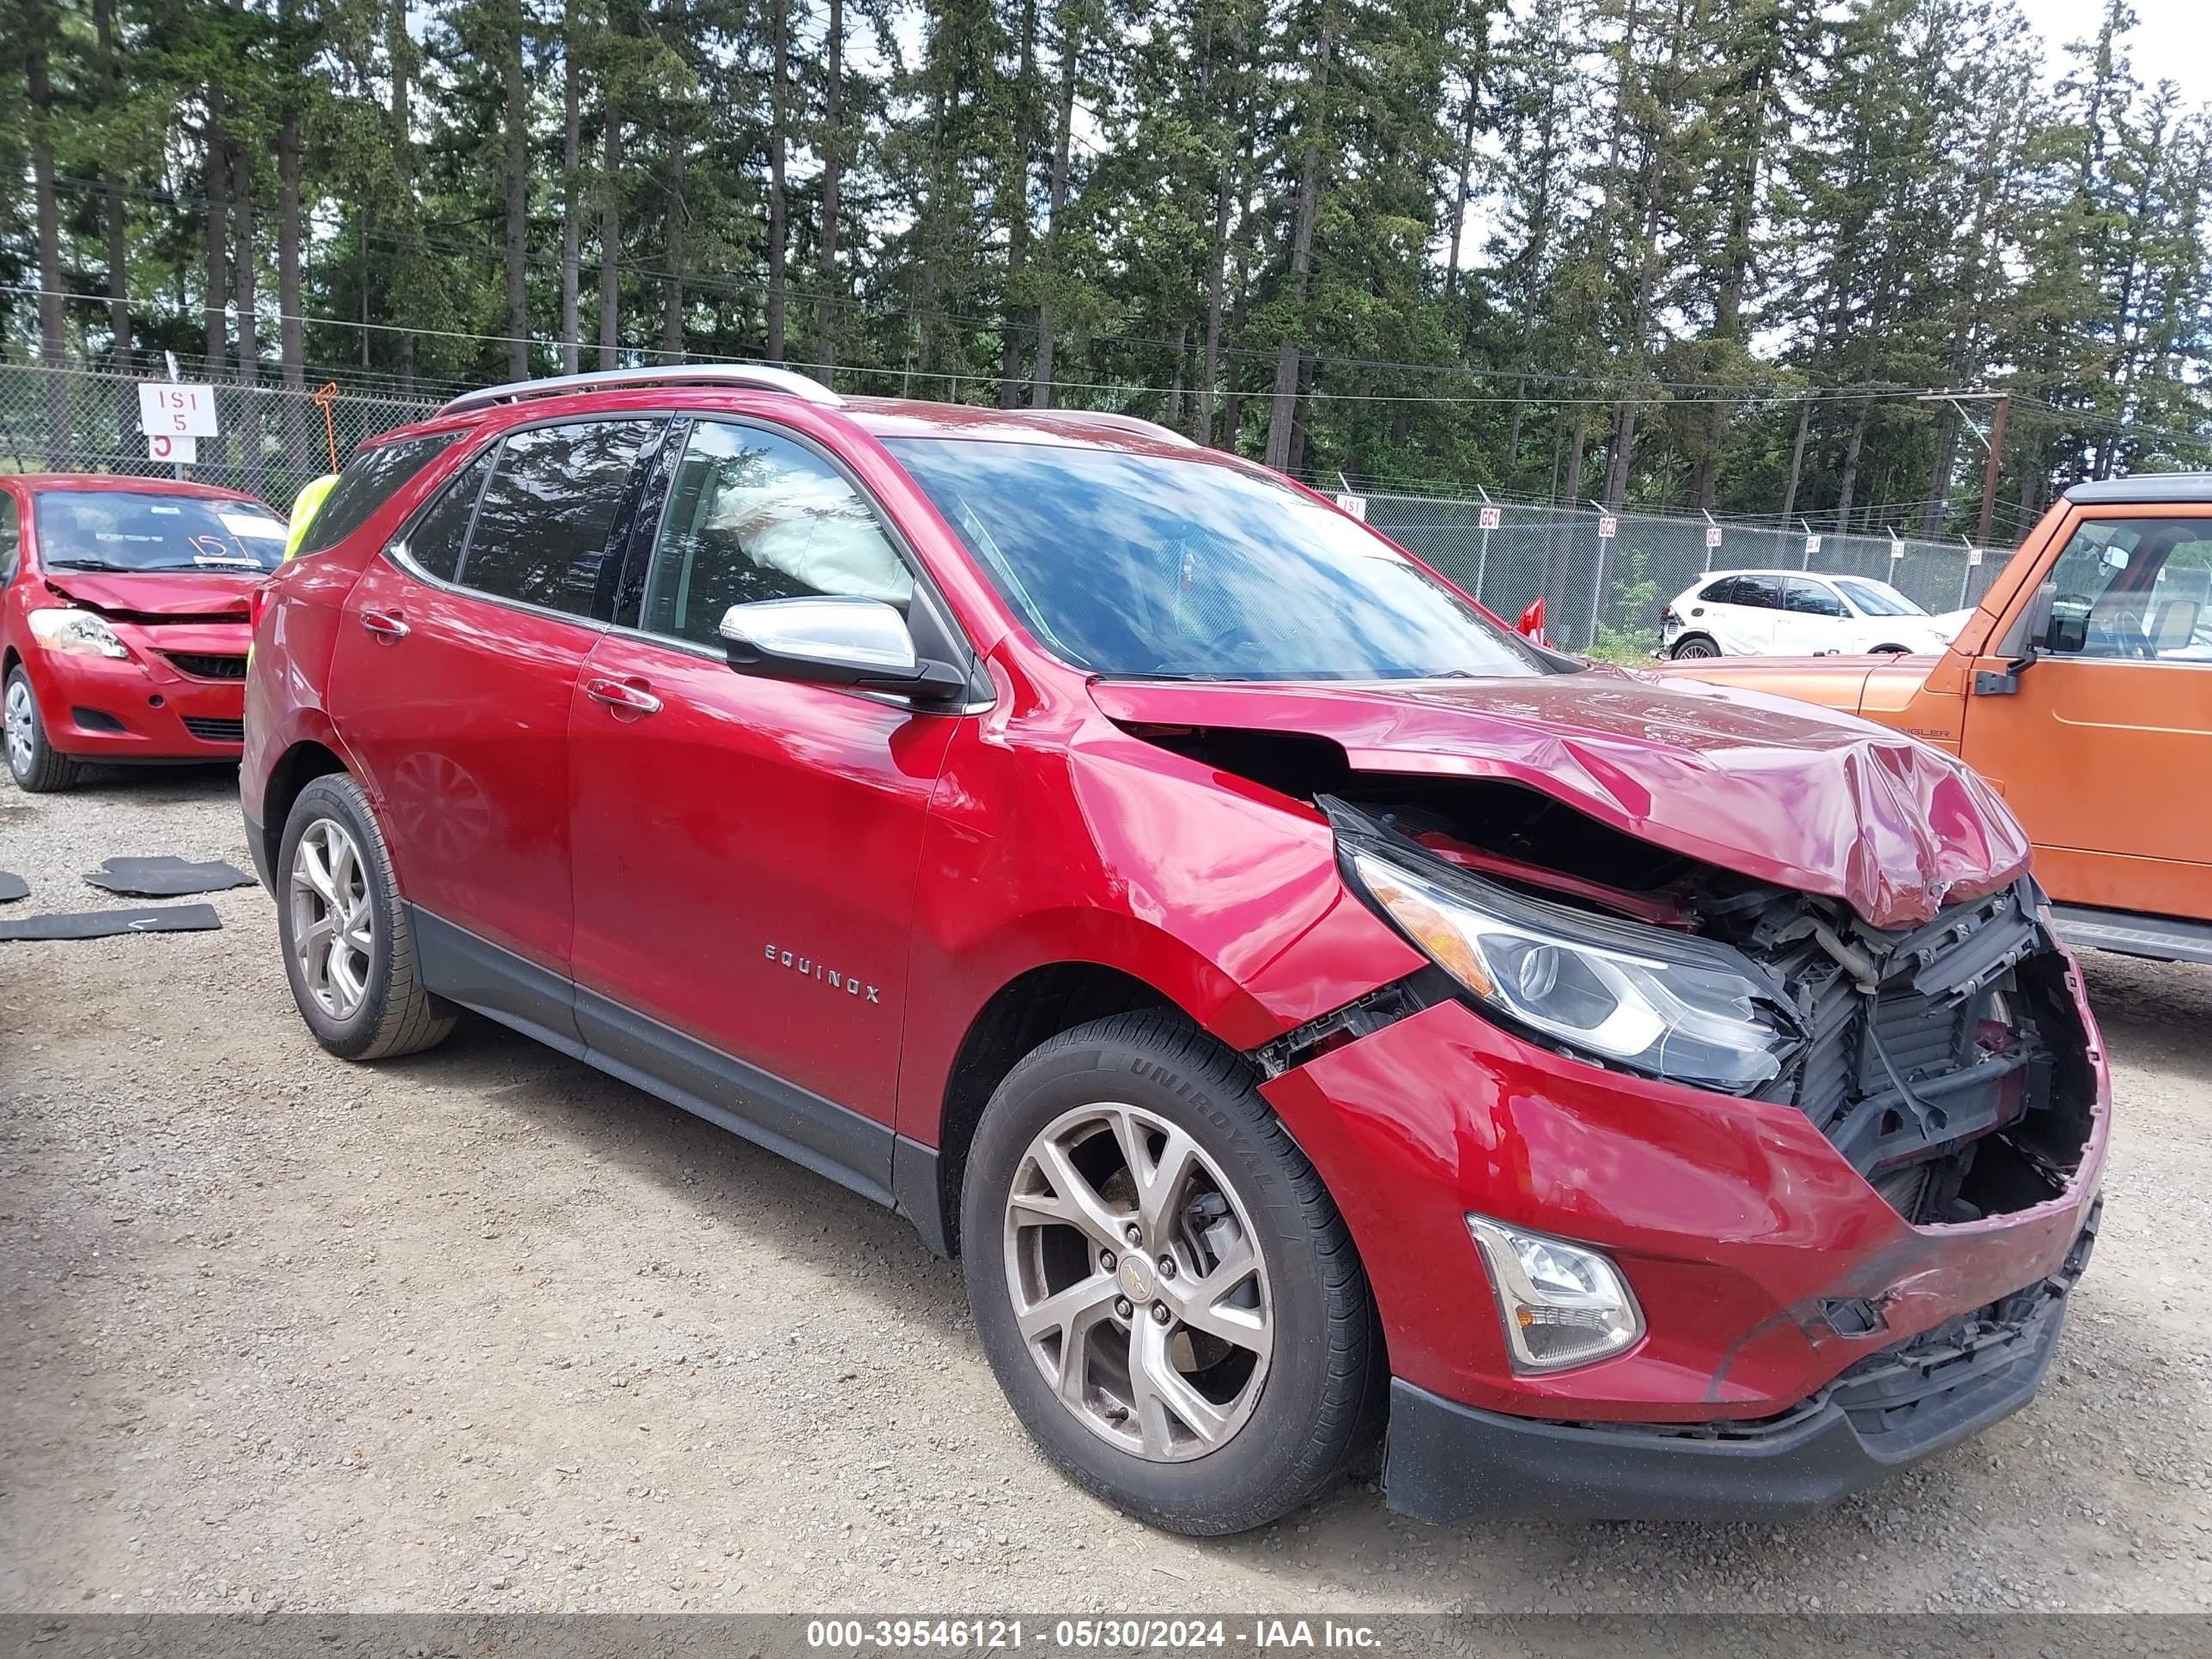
xmin=2 ymin=765 xmax=2209 ymax=1619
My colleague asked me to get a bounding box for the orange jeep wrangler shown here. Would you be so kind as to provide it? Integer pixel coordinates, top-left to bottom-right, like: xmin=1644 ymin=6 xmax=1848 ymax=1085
xmin=1664 ymin=474 xmax=2212 ymax=963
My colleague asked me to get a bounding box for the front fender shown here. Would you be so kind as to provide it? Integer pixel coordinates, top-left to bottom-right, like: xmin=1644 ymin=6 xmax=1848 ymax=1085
xmin=892 ymin=662 xmax=1423 ymax=1144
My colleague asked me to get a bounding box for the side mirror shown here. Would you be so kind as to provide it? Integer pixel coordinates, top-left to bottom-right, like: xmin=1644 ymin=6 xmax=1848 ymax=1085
xmin=719 ymin=596 xmax=966 ymax=702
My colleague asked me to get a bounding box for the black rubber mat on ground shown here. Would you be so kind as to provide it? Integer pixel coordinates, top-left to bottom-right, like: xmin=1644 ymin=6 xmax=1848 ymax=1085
xmin=82 ymin=857 xmax=256 ymax=897
xmin=0 ymin=872 xmax=26 ymax=904
xmin=0 ymin=903 xmax=222 ymax=942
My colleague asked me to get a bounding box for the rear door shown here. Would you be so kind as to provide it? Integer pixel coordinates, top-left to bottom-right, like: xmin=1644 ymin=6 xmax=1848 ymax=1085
xmin=1714 ymin=574 xmax=1782 ymax=653
xmin=329 ymin=417 xmax=663 ymax=1001
xmin=1778 ymin=576 xmax=1850 ymax=654
xmin=566 ymin=416 xmax=963 ymax=1148
xmin=1960 ymin=511 xmax=2212 ymax=913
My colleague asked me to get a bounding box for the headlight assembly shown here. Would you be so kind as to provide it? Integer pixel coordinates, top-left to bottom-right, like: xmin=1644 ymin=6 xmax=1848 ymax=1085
xmin=1344 ymin=842 xmax=1800 ymax=1094
xmin=27 ymin=607 xmax=131 ymax=660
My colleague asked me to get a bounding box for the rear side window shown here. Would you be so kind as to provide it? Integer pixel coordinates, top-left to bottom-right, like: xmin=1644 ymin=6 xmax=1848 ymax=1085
xmin=1734 ymin=574 xmax=1784 ymax=610
xmin=400 ymin=450 xmax=495 ymax=583
xmin=1698 ymin=577 xmax=1741 ymax=604
xmin=458 ymin=421 xmax=659 ymax=617
xmin=300 ymin=432 xmax=465 ymax=559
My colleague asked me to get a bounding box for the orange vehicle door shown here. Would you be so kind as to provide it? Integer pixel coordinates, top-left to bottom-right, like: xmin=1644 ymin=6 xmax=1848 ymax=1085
xmin=1959 ymin=511 xmax=2212 ymax=915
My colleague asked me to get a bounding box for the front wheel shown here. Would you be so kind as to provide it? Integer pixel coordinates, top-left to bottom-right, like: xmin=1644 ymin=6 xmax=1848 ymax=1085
xmin=276 ymin=772 xmax=456 ymax=1060
xmin=5 ymin=665 xmax=82 ymax=793
xmin=961 ymin=1012 xmax=1380 ymax=1534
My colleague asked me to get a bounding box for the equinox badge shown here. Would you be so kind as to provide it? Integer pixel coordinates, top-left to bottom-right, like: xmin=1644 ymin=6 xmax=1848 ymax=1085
xmin=765 ymin=943 xmax=879 ymax=1004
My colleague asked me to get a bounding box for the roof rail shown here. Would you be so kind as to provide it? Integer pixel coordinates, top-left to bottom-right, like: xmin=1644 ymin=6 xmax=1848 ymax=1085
xmin=437 ymin=362 xmax=843 ymax=416
xmin=1018 ymin=408 xmax=1200 ymax=448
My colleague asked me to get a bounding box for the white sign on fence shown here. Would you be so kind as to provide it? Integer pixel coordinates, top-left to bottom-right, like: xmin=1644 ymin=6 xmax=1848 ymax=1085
xmin=1596 ymin=515 xmax=1618 ymax=540
xmin=1704 ymin=526 xmax=1723 ymax=549
xmin=1891 ymin=540 xmax=1905 ymax=560
xmin=138 ymin=383 xmax=220 ymax=438
xmin=1804 ymin=534 xmax=1823 ymax=556
xmin=1479 ymin=506 xmax=1501 ymax=531
xmin=1336 ymin=493 xmax=1368 ymax=520
xmin=1968 ymin=546 xmax=1984 ymax=566
xmin=146 ymin=432 xmax=198 ymax=465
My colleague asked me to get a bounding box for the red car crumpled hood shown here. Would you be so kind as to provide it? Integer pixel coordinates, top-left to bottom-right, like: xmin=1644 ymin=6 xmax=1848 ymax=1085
xmin=1089 ymin=666 xmax=2030 ymax=931
xmin=42 ymin=568 xmax=258 ymax=618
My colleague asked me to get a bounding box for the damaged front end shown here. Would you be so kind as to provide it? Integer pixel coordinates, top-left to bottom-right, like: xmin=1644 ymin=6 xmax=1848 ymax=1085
xmin=1313 ymin=784 xmax=2100 ymax=1231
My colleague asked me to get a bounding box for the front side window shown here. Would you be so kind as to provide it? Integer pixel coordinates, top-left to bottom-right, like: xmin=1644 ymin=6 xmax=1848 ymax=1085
xmin=2043 ymin=518 xmax=2212 ymax=660
xmin=1784 ymin=578 xmax=1848 ymax=617
xmin=884 ymin=438 xmax=1551 ymax=681
xmin=641 ymin=422 xmax=912 ymax=649
xmin=31 ymin=489 xmax=287 ymax=574
xmin=300 ymin=432 xmax=463 ymax=559
xmin=1 ymin=493 xmax=19 ymax=583
xmin=458 ymin=420 xmax=659 ymax=617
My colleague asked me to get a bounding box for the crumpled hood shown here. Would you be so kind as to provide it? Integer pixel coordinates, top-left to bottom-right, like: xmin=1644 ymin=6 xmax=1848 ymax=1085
xmin=1089 ymin=666 xmax=2031 ymax=931
xmin=43 ymin=568 xmax=259 ymax=620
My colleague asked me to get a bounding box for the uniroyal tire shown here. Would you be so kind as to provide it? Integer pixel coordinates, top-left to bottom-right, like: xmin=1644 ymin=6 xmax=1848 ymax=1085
xmin=276 ymin=772 xmax=457 ymax=1061
xmin=962 ymin=1010 xmax=1381 ymax=1535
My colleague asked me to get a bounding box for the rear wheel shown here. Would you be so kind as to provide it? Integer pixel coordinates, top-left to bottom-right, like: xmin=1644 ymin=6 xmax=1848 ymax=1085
xmin=1669 ymin=635 xmax=1720 ymax=659
xmin=962 ymin=1011 xmax=1379 ymax=1534
xmin=4 ymin=666 xmax=82 ymax=793
xmin=276 ymin=772 xmax=456 ymax=1060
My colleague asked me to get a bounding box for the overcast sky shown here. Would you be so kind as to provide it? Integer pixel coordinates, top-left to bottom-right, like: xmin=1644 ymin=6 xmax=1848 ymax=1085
xmin=2013 ymin=0 xmax=2212 ymax=106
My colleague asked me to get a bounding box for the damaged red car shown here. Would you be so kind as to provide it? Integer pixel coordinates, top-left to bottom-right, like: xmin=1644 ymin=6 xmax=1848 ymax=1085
xmin=3 ymin=473 xmax=285 ymax=791
xmin=240 ymin=367 xmax=2106 ymax=1534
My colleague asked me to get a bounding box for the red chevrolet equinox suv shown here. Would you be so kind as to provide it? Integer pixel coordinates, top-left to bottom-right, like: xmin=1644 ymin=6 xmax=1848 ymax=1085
xmin=4 ymin=474 xmax=284 ymax=790
xmin=243 ymin=365 xmax=2106 ymax=1534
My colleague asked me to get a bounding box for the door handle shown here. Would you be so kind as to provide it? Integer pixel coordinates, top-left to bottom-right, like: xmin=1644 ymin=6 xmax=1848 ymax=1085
xmin=584 ymin=675 xmax=663 ymax=717
xmin=359 ymin=607 xmax=410 ymax=641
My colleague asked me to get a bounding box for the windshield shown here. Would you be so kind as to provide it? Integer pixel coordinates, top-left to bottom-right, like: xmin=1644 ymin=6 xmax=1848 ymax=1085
xmin=884 ymin=438 xmax=1550 ymax=681
xmin=1834 ymin=578 xmax=1925 ymax=618
xmin=34 ymin=490 xmax=286 ymax=574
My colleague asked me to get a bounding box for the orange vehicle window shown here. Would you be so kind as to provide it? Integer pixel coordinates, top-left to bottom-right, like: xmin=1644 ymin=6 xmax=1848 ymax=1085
xmin=2044 ymin=520 xmax=2212 ymax=662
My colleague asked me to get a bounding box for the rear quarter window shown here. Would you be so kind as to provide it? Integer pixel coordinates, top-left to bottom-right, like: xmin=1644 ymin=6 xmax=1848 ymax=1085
xmin=298 ymin=432 xmax=466 ymax=559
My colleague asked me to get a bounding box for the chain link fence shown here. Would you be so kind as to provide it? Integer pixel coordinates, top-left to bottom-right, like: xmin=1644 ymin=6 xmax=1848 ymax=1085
xmin=3 ymin=362 xmax=2011 ymax=660
xmin=1360 ymin=492 xmax=2009 ymax=657
xmin=0 ymin=362 xmax=439 ymax=508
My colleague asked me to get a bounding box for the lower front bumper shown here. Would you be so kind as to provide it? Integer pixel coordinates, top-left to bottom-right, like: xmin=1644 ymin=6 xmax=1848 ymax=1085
xmin=1384 ymin=1212 xmax=2093 ymax=1524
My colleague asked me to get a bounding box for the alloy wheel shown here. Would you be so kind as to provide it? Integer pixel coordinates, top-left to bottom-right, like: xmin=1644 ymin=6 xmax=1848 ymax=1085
xmin=1001 ymin=1103 xmax=1273 ymax=1462
xmin=4 ymin=678 xmax=33 ymax=778
xmin=289 ymin=817 xmax=374 ymax=1020
xmin=1673 ymin=639 xmax=1718 ymax=659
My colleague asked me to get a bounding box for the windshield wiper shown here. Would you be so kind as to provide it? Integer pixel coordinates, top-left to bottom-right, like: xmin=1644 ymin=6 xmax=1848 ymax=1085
xmin=47 ymin=557 xmax=137 ymax=572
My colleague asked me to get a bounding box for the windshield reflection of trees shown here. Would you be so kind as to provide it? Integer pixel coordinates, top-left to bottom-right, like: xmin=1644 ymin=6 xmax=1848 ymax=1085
xmin=896 ymin=445 xmax=1543 ymax=682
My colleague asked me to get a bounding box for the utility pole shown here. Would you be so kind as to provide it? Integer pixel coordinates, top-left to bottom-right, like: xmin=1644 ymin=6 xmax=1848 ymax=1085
xmin=1978 ymin=395 xmax=2010 ymax=548
xmin=1916 ymin=389 xmax=2010 ymax=548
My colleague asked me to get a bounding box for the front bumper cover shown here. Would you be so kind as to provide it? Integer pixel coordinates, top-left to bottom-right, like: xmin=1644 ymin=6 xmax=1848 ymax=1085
xmin=1384 ymin=1203 xmax=2097 ymax=1523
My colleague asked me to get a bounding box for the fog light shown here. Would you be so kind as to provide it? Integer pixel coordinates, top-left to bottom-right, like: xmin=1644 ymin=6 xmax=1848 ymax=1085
xmin=1467 ymin=1213 xmax=1643 ymax=1372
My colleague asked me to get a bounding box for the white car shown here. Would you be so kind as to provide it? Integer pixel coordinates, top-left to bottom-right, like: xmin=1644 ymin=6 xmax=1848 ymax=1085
xmin=1660 ymin=569 xmax=1965 ymax=659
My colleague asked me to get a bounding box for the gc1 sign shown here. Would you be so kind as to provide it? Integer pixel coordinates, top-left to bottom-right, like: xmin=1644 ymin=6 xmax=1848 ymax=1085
xmin=1478 ymin=506 xmax=1501 ymax=532
xmin=1705 ymin=526 xmax=1723 ymax=549
xmin=138 ymin=382 xmax=220 ymax=438
xmin=1596 ymin=515 xmax=1618 ymax=540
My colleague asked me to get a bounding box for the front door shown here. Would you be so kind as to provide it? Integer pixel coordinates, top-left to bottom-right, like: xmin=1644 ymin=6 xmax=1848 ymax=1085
xmin=329 ymin=417 xmax=662 ymax=979
xmin=1960 ymin=511 xmax=2212 ymax=913
xmin=566 ymin=417 xmax=962 ymax=1149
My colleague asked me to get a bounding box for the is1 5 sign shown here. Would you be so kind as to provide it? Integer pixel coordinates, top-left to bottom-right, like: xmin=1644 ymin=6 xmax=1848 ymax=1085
xmin=137 ymin=382 xmax=220 ymax=439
